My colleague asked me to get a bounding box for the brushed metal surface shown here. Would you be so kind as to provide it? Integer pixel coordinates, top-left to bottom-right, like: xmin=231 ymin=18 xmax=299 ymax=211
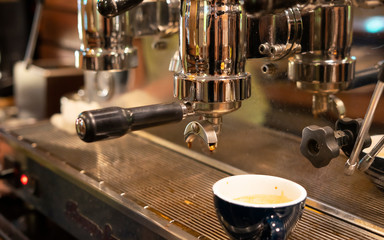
xmin=4 ymin=122 xmax=384 ymax=239
xmin=147 ymin=117 xmax=384 ymax=234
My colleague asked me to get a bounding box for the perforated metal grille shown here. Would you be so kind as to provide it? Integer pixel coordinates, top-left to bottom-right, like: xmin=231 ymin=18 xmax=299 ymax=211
xmin=9 ymin=123 xmax=384 ymax=239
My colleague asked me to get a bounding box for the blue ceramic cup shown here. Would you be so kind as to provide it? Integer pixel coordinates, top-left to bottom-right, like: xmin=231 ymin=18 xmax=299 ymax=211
xmin=213 ymin=174 xmax=307 ymax=240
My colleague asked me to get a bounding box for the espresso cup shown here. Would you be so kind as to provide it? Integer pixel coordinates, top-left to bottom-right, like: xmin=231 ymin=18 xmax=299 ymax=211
xmin=213 ymin=174 xmax=307 ymax=240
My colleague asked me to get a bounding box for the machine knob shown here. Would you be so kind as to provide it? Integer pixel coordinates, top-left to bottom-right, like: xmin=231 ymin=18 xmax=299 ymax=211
xmin=335 ymin=118 xmax=371 ymax=157
xmin=76 ymin=103 xmax=186 ymax=142
xmin=97 ymin=0 xmax=144 ymax=17
xmin=300 ymin=125 xmax=340 ymax=168
xmin=300 ymin=118 xmax=372 ymax=168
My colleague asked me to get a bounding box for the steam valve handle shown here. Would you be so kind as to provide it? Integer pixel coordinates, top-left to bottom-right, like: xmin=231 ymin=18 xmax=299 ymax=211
xmin=301 ymin=118 xmax=372 ymax=168
xmin=76 ymin=103 xmax=186 ymax=142
xmin=300 ymin=126 xmax=340 ymax=168
xmin=335 ymin=118 xmax=371 ymax=157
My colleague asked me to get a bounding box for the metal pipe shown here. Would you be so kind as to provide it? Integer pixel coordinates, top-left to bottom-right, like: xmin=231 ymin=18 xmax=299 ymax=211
xmin=24 ymin=0 xmax=44 ymax=69
xmin=359 ymin=135 xmax=384 ymax=171
xmin=345 ymin=65 xmax=384 ymax=175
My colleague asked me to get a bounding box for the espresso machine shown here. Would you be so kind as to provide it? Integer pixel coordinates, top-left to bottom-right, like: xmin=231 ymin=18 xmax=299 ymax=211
xmin=75 ymin=0 xmax=179 ymax=103
xmin=75 ymin=0 xmax=381 ymax=157
xmin=0 ymin=0 xmax=384 ymax=239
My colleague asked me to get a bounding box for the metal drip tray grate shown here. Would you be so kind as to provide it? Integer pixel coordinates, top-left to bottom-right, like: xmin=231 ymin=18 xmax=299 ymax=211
xmin=3 ymin=122 xmax=384 ymax=239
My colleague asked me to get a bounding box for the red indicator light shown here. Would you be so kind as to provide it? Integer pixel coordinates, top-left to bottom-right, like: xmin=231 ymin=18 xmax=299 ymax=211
xmin=20 ymin=174 xmax=29 ymax=185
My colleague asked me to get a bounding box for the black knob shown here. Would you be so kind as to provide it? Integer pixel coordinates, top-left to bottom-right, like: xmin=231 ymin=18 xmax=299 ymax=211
xmin=335 ymin=118 xmax=371 ymax=157
xmin=300 ymin=125 xmax=340 ymax=168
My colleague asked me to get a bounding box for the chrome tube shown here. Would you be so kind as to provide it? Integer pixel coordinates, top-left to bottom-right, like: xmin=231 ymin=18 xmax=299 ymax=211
xmin=345 ymin=80 xmax=384 ymax=175
xmin=359 ymin=136 xmax=384 ymax=171
xmin=24 ymin=0 xmax=43 ymax=69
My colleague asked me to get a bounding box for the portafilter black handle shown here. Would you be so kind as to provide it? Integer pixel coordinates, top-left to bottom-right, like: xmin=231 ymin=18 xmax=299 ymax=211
xmin=76 ymin=102 xmax=186 ymax=142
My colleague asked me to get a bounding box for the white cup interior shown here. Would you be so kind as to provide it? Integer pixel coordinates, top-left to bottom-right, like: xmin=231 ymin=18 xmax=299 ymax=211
xmin=363 ymin=134 xmax=384 ymax=159
xmin=213 ymin=174 xmax=307 ymax=208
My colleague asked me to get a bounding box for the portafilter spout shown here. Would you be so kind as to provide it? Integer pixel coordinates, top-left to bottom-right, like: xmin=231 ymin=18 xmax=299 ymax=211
xmin=184 ymin=118 xmax=222 ymax=152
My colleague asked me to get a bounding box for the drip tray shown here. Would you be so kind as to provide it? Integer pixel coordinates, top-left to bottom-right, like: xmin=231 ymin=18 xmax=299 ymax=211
xmin=1 ymin=122 xmax=383 ymax=239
